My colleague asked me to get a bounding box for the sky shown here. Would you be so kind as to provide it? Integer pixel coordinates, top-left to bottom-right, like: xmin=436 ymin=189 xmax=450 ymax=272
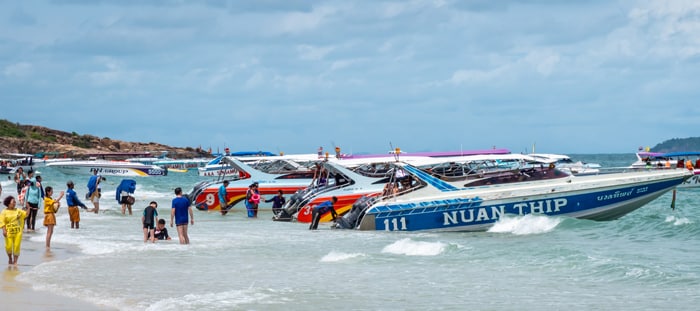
xmin=1 ymin=0 xmax=699 ymax=155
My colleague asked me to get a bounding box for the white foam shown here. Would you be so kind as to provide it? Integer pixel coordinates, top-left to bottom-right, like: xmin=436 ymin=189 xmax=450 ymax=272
xmin=145 ymin=289 xmax=276 ymax=311
xmin=381 ymin=238 xmax=446 ymax=256
xmin=488 ymin=214 xmax=561 ymax=235
xmin=665 ymin=215 xmax=692 ymax=226
xmin=320 ymin=251 xmax=366 ymax=262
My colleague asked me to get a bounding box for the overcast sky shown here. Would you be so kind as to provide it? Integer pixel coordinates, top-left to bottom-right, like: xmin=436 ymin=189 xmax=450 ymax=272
xmin=1 ymin=0 xmax=698 ymax=155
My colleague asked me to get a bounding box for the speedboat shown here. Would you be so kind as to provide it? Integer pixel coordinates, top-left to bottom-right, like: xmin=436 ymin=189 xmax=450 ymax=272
xmin=529 ymin=153 xmax=601 ymax=175
xmin=0 ymin=153 xmax=37 ymax=174
xmin=188 ymin=157 xmax=317 ymax=211
xmin=281 ymin=154 xmax=565 ymax=223
xmin=629 ymin=151 xmax=700 ymax=188
xmin=331 ymin=162 xmax=691 ymax=232
xmin=46 ymin=159 xmax=167 ymax=177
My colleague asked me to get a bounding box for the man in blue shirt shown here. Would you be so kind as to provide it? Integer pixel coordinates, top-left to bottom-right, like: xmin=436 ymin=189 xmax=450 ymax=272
xmin=66 ymin=181 xmax=88 ymax=229
xmin=309 ymin=196 xmax=338 ymax=230
xmin=170 ymin=187 xmax=193 ymax=244
xmin=219 ymin=180 xmax=229 ymax=216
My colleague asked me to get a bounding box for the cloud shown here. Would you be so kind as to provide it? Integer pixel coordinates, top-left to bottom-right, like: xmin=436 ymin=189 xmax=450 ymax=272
xmin=297 ymin=44 xmax=335 ymax=60
xmin=3 ymin=62 xmax=33 ymax=78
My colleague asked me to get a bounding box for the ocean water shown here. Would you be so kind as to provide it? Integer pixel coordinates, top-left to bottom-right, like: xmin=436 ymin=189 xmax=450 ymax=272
xmin=5 ymin=154 xmax=700 ymax=310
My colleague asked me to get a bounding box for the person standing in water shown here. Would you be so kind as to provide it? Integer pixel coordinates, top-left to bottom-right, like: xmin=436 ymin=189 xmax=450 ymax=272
xmin=1 ymin=196 xmax=27 ymax=265
xmin=170 ymin=187 xmax=193 ymax=245
xmin=43 ymin=186 xmax=64 ymax=249
xmin=142 ymin=201 xmax=158 ymax=243
xmin=87 ymin=169 xmax=104 ymax=214
xmin=66 ymin=181 xmax=88 ymax=229
xmin=219 ymin=180 xmax=229 ymax=216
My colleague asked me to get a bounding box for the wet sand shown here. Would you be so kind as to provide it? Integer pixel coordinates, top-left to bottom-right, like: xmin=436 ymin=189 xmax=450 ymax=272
xmin=0 ymin=235 xmax=116 ymax=311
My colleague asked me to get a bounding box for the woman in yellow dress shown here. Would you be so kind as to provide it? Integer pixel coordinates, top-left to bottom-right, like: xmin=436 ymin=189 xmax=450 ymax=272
xmin=44 ymin=186 xmax=64 ymax=249
xmin=1 ymin=196 xmax=27 ymax=265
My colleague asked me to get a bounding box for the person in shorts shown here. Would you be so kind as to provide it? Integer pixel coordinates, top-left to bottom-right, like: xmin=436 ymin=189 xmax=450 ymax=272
xmin=142 ymin=201 xmax=158 ymax=243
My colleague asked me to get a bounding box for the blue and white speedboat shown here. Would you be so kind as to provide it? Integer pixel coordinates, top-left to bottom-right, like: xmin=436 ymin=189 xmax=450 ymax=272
xmin=342 ymin=162 xmax=691 ymax=232
xmin=46 ymin=159 xmax=167 ymax=177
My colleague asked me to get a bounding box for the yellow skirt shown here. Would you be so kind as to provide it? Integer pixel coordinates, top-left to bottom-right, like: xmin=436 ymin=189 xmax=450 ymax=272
xmin=44 ymin=213 xmax=56 ymax=226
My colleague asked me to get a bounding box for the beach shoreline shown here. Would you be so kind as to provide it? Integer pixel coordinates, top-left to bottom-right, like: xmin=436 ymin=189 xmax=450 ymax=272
xmin=0 ymin=233 xmax=116 ymax=311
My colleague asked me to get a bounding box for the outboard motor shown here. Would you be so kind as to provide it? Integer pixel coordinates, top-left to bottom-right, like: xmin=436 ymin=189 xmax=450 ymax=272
xmin=187 ymin=180 xmax=214 ymax=209
xmin=334 ymin=196 xmax=374 ymax=229
xmin=274 ymin=189 xmax=306 ymax=221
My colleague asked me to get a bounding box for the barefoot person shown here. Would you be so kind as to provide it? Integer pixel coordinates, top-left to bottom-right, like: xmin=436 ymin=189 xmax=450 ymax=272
xmin=66 ymin=181 xmax=88 ymax=229
xmin=170 ymin=187 xmax=193 ymax=244
xmin=43 ymin=186 xmax=64 ymax=249
xmin=86 ymin=170 xmax=104 ymax=214
xmin=1 ymin=196 xmax=27 ymax=265
xmin=142 ymin=201 xmax=158 ymax=243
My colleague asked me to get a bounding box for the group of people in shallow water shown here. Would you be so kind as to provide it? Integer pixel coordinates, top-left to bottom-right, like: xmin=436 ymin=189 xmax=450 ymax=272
xmin=0 ymin=168 xmax=196 ymax=266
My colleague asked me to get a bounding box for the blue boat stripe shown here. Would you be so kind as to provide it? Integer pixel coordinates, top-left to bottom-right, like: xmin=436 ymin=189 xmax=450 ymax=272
xmin=402 ymin=165 xmax=459 ymax=192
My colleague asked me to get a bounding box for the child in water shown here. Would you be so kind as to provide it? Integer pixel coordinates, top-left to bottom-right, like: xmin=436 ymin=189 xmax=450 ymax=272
xmin=153 ymin=219 xmax=170 ymax=241
xmin=142 ymin=201 xmax=158 ymax=243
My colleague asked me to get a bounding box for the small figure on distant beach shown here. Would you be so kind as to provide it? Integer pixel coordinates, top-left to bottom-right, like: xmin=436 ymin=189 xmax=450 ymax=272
xmin=65 ymin=180 xmax=88 ymax=229
xmin=142 ymin=201 xmax=158 ymax=243
xmin=43 ymin=186 xmax=64 ymax=249
xmin=265 ymin=189 xmax=286 ymax=216
xmin=170 ymin=187 xmax=193 ymax=244
xmin=1 ymin=196 xmax=27 ymax=265
xmin=154 ymin=219 xmax=171 ymax=241
xmin=219 ymin=180 xmax=229 ymax=216
xmin=309 ymin=196 xmax=338 ymax=230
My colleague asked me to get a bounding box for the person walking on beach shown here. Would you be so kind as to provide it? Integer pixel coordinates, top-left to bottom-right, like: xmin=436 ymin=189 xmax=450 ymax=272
xmin=142 ymin=201 xmax=158 ymax=243
xmin=87 ymin=170 xmax=104 ymax=214
xmin=43 ymin=186 xmax=64 ymax=249
xmin=309 ymin=196 xmax=338 ymax=230
xmin=219 ymin=180 xmax=229 ymax=216
xmin=1 ymin=196 xmax=27 ymax=265
xmin=24 ymin=178 xmax=42 ymax=232
xmin=265 ymin=190 xmax=286 ymax=216
xmin=170 ymin=187 xmax=193 ymax=245
xmin=66 ymin=181 xmax=88 ymax=229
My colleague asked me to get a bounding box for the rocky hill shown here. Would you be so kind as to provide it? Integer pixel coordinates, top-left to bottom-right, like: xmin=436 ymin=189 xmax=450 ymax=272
xmin=0 ymin=120 xmax=209 ymax=159
xmin=650 ymin=137 xmax=700 ymax=153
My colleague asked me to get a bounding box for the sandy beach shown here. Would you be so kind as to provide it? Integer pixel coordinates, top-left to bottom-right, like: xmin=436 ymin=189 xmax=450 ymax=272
xmin=0 ymin=234 xmax=116 ymax=311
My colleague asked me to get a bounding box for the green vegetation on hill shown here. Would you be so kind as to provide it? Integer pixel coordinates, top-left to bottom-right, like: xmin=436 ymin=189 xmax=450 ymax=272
xmin=651 ymin=137 xmax=700 ymax=152
xmin=0 ymin=119 xmax=26 ymax=138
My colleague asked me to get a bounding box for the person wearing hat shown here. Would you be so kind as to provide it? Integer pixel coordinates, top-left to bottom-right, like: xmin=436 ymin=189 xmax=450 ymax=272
xmin=65 ymin=181 xmax=88 ymax=229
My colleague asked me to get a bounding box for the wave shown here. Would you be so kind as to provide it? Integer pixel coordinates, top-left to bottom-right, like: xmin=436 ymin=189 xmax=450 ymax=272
xmin=320 ymin=251 xmax=366 ymax=262
xmin=488 ymin=214 xmax=561 ymax=235
xmin=381 ymin=238 xmax=446 ymax=256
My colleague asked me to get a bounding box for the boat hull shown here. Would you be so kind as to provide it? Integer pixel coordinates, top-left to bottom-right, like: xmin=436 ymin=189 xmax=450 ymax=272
xmin=47 ymin=162 xmax=167 ymax=177
xmin=358 ymin=172 xmax=688 ymax=232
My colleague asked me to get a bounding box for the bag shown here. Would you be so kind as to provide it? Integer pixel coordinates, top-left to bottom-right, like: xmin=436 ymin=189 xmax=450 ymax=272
xmin=121 ymin=195 xmax=135 ymax=205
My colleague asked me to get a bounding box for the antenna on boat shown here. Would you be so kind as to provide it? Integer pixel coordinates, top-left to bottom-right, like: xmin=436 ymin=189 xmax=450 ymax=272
xmin=389 ymin=142 xmax=400 ymax=161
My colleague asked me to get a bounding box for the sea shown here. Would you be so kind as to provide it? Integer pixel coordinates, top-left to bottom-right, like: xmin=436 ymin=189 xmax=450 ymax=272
xmin=3 ymin=153 xmax=700 ymax=310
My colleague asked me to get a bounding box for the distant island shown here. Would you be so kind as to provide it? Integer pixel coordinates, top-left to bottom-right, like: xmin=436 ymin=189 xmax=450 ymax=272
xmin=0 ymin=119 xmax=209 ymax=158
xmin=648 ymin=137 xmax=700 ymax=153
xmin=1 ymin=119 xmax=698 ymax=158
